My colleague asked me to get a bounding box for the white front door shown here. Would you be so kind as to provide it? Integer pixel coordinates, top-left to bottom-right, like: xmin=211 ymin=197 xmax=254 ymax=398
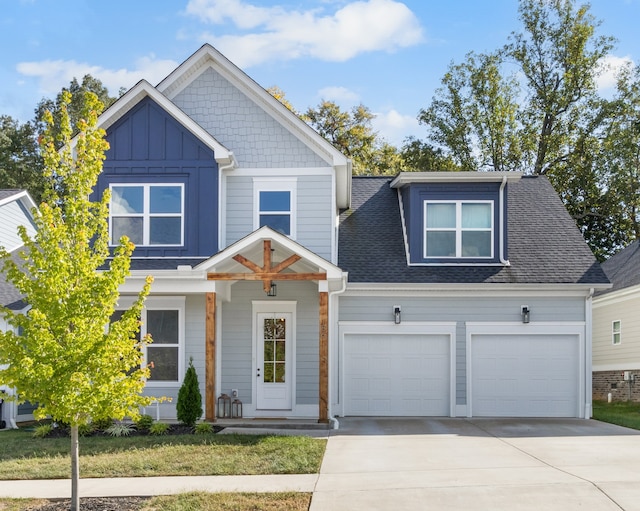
xmin=256 ymin=312 xmax=293 ymax=410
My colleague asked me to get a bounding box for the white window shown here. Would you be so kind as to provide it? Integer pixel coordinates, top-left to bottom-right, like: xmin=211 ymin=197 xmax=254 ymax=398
xmin=424 ymin=201 xmax=493 ymax=258
xmin=110 ymin=184 xmax=184 ymax=246
xmin=612 ymin=320 xmax=621 ymax=345
xmin=113 ymin=297 xmax=185 ymax=386
xmin=253 ymin=178 xmax=297 ymax=239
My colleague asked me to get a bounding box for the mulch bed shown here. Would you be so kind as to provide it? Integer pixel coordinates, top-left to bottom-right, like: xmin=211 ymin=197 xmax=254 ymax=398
xmin=45 ymin=424 xmax=223 ymax=438
xmin=27 ymin=496 xmax=151 ymax=510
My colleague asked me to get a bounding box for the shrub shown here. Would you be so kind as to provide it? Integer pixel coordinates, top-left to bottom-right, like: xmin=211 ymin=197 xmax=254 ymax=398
xmin=91 ymin=417 xmax=114 ymax=431
xmin=194 ymin=422 xmax=213 ymax=434
xmin=32 ymin=424 xmax=53 ymax=438
xmin=149 ymin=422 xmax=169 ymax=436
xmin=105 ymin=422 xmax=135 ymax=437
xmin=135 ymin=414 xmax=154 ymax=431
xmin=177 ymin=358 xmax=203 ymax=427
xmin=78 ymin=423 xmax=95 ymax=437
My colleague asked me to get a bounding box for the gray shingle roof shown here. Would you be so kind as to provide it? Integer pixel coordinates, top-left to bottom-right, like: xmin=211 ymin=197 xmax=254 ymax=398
xmin=338 ymin=175 xmax=609 ymax=285
xmin=0 ymin=189 xmax=24 ymax=202
xmin=598 ymin=240 xmax=640 ymax=296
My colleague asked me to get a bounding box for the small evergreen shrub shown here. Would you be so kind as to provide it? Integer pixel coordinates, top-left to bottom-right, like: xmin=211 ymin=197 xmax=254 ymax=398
xmin=149 ymin=422 xmax=169 ymax=436
xmin=194 ymin=422 xmax=214 ymax=434
xmin=177 ymin=358 xmax=203 ymax=427
xmin=135 ymin=414 xmax=154 ymax=431
xmin=105 ymin=421 xmax=135 ymax=437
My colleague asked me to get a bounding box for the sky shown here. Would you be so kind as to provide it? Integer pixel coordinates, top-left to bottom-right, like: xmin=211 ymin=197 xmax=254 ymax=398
xmin=1 ymin=0 xmax=639 ymax=146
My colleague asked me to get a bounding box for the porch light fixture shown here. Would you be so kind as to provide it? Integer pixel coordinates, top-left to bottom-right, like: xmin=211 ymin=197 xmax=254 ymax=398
xmin=393 ymin=305 xmax=401 ymax=324
xmin=521 ymin=305 xmax=530 ymax=324
xmin=266 ymin=282 xmax=277 ymax=297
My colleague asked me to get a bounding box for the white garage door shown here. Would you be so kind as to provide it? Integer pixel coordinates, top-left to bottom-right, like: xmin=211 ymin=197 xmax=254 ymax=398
xmin=344 ymin=333 xmax=451 ymax=416
xmin=471 ymin=334 xmax=579 ymax=417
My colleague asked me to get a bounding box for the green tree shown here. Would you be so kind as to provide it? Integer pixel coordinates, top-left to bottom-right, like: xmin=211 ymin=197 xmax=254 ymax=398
xmin=34 ymin=75 xmax=117 ymax=144
xmin=304 ymin=100 xmax=404 ymax=175
xmin=0 ymin=91 xmax=153 ymax=511
xmin=417 ymin=0 xmax=621 ymax=257
xmin=177 ymin=357 xmax=203 ymax=427
xmin=400 ymin=137 xmax=460 ymax=172
xmin=267 ymin=86 xmax=298 ymax=114
xmin=0 ymin=116 xmax=43 ymax=201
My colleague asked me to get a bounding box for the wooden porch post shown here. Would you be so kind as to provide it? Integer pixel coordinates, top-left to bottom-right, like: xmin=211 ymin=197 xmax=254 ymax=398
xmin=319 ymin=289 xmax=329 ymax=423
xmin=205 ymin=292 xmax=217 ymax=421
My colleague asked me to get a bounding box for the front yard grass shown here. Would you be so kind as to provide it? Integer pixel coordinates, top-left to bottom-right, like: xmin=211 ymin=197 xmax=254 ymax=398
xmin=0 ymin=428 xmax=326 ymax=480
xmin=593 ymin=400 xmax=640 ymax=430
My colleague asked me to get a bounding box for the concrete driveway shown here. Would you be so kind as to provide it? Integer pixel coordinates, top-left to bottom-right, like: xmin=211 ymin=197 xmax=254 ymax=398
xmin=311 ymin=417 xmax=640 ymax=511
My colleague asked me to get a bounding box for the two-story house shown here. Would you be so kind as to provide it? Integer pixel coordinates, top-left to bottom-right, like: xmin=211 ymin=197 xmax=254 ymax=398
xmin=5 ymin=44 xmax=609 ymax=426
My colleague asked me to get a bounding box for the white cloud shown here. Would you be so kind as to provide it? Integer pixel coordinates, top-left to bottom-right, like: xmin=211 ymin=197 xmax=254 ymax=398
xmin=186 ymin=0 xmax=424 ymax=67
xmin=318 ymin=86 xmax=360 ymax=103
xmin=16 ymin=55 xmax=178 ymax=97
xmin=596 ymin=54 xmax=635 ymax=92
xmin=372 ymin=108 xmax=420 ymax=146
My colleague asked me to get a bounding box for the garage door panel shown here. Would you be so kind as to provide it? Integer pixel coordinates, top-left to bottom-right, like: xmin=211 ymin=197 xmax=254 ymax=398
xmin=344 ymin=333 xmax=450 ymax=416
xmin=472 ymin=334 xmax=579 ymax=417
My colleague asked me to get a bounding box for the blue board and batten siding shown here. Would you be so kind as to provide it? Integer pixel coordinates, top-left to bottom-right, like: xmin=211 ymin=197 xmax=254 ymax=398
xmin=338 ymin=294 xmax=586 ymax=406
xmin=95 ymin=96 xmax=219 ymax=258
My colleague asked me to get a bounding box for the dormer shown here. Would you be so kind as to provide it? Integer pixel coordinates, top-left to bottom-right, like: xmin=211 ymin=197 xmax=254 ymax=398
xmin=390 ymin=172 xmax=522 ymax=266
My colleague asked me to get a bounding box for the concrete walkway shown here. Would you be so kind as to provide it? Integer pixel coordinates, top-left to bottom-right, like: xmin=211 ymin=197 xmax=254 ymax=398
xmin=3 ymin=418 xmax=640 ymax=510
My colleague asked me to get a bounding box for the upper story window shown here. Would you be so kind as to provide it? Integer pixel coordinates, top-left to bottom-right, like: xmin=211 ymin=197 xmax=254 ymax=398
xmin=424 ymin=201 xmax=493 ymax=258
xmin=110 ymin=184 xmax=183 ymax=246
xmin=612 ymin=320 xmax=621 ymax=345
xmin=253 ymin=178 xmax=297 ymax=239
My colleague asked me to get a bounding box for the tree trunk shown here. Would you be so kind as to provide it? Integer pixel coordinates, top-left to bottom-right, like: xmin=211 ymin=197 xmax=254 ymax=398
xmin=71 ymin=425 xmax=80 ymax=511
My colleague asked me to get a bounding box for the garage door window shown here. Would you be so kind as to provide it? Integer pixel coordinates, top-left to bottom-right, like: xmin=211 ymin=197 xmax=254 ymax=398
xmin=612 ymin=320 xmax=621 ymax=345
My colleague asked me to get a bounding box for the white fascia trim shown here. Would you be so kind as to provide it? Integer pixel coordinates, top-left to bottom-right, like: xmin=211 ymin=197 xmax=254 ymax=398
xmin=343 ymin=283 xmax=603 ymax=297
xmin=593 ymin=363 xmax=640 ymax=372
xmin=390 ymin=171 xmax=523 ymax=188
xmin=87 ymin=80 xmax=235 ymax=167
xmin=396 ymin=188 xmax=411 ymax=266
xmin=0 ymin=190 xmax=36 ymax=210
xmin=194 ymin=226 xmax=344 ymax=280
xmin=593 ymin=285 xmax=640 ymax=307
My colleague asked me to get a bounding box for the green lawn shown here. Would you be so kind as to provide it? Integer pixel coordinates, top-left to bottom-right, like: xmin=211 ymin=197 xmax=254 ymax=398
xmin=0 ymin=427 xmax=326 ymax=480
xmin=592 ymin=400 xmax=640 ymax=430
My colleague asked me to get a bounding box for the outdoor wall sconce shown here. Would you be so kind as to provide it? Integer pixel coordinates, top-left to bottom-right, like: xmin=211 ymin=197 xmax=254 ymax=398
xmin=266 ymin=282 xmax=277 ymax=297
xmin=393 ymin=305 xmax=401 ymax=324
xmin=521 ymin=305 xmax=530 ymax=324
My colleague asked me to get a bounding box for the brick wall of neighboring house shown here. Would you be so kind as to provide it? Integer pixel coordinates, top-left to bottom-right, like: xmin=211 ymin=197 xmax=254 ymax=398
xmin=593 ymin=370 xmax=640 ymax=402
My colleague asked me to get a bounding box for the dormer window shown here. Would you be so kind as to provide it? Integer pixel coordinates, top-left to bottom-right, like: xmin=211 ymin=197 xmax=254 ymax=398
xmin=110 ymin=184 xmax=184 ymax=246
xmin=424 ymin=201 xmax=493 ymax=258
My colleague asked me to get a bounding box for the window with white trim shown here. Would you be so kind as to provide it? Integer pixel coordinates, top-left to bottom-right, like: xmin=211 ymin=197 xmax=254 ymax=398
xmin=113 ymin=297 xmax=185 ymax=385
xmin=424 ymin=201 xmax=493 ymax=258
xmin=612 ymin=320 xmax=621 ymax=345
xmin=253 ymin=178 xmax=297 ymax=238
xmin=110 ymin=184 xmax=184 ymax=246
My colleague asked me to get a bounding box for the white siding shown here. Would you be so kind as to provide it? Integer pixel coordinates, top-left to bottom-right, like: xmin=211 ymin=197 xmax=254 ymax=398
xmin=0 ymin=200 xmax=36 ymax=251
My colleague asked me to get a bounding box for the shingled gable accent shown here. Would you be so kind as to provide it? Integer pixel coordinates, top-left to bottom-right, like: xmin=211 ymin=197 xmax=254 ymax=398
xmin=156 ymin=44 xmax=352 ymax=209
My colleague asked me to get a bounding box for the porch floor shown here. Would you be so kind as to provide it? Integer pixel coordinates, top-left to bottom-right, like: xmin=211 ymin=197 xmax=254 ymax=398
xmin=213 ymin=418 xmax=331 ymax=430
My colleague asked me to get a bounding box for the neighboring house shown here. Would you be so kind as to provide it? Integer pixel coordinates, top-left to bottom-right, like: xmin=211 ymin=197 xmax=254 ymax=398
xmin=593 ymin=241 xmax=640 ymax=402
xmin=15 ymin=43 xmax=608 ymax=423
xmin=0 ymin=189 xmax=38 ymax=428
